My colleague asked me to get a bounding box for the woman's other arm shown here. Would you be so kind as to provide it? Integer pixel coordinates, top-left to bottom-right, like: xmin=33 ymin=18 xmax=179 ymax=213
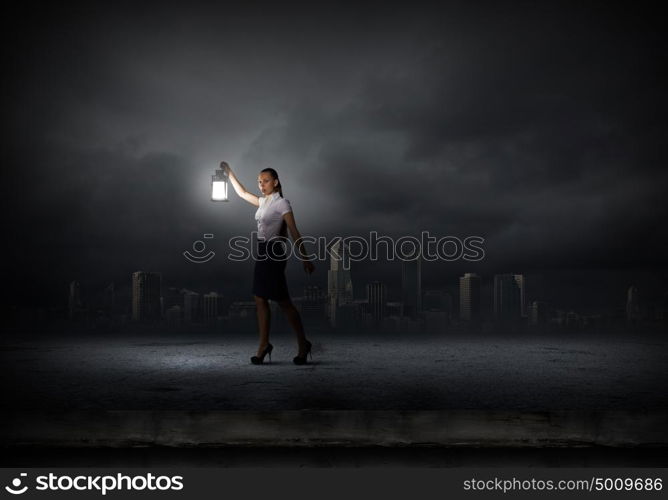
xmin=220 ymin=161 xmax=259 ymax=207
xmin=283 ymin=212 xmax=315 ymax=274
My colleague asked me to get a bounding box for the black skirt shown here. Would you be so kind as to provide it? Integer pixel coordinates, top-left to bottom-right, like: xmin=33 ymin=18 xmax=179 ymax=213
xmin=252 ymin=240 xmax=290 ymax=301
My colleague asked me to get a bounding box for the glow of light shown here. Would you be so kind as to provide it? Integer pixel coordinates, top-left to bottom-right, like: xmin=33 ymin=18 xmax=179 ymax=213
xmin=211 ymin=180 xmax=228 ymax=201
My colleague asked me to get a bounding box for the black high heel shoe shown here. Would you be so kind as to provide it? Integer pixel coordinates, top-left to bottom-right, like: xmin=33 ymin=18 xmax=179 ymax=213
xmin=293 ymin=340 xmax=312 ymax=365
xmin=250 ymin=343 xmax=273 ymax=365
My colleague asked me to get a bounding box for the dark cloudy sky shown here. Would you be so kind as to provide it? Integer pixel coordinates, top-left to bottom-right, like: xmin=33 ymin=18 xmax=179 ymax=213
xmin=2 ymin=1 xmax=667 ymax=307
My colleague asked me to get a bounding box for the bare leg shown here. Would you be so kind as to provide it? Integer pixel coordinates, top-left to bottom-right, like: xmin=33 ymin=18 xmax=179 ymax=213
xmin=277 ymin=299 xmax=309 ymax=355
xmin=254 ymin=295 xmax=271 ymax=356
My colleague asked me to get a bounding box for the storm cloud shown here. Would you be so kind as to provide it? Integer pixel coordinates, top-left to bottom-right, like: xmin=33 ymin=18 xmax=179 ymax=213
xmin=2 ymin=1 xmax=667 ymax=305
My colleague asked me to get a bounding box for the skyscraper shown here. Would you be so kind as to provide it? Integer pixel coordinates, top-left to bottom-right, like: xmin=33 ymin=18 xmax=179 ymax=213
xmin=163 ymin=286 xmax=183 ymax=311
xmin=103 ymin=282 xmax=115 ymax=317
xmin=493 ymin=273 xmax=522 ymax=322
xmin=401 ymin=253 xmax=421 ymax=319
xmin=203 ymin=292 xmax=224 ymax=324
xmin=301 ymin=284 xmax=327 ymax=322
xmin=530 ymin=301 xmax=549 ymax=327
xmin=327 ymin=240 xmax=353 ymax=326
xmin=626 ymin=285 xmax=641 ymax=323
xmin=68 ymin=280 xmax=82 ymax=320
xmin=513 ymin=274 xmax=527 ymax=317
xmin=459 ymin=273 xmax=481 ymax=321
xmin=366 ymin=281 xmax=387 ymax=323
xmin=131 ymin=271 xmax=161 ymax=322
xmin=165 ymin=305 xmax=183 ymax=329
xmin=182 ymin=289 xmax=201 ymax=323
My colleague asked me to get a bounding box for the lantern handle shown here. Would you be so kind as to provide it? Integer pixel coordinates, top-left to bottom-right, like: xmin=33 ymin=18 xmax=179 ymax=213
xmin=219 ymin=161 xmax=231 ymax=175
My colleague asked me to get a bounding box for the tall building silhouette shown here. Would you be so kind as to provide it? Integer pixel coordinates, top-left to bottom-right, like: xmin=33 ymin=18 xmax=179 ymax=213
xmin=203 ymin=291 xmax=224 ymax=325
xmin=513 ymin=274 xmax=527 ymax=317
xmin=327 ymin=240 xmax=353 ymax=326
xmin=626 ymin=285 xmax=641 ymax=323
xmin=103 ymin=282 xmax=115 ymax=317
xmin=493 ymin=273 xmax=523 ymax=322
xmin=530 ymin=301 xmax=549 ymax=327
xmin=163 ymin=287 xmax=183 ymax=314
xmin=165 ymin=305 xmax=182 ymax=329
xmin=68 ymin=280 xmax=83 ymax=320
xmin=366 ymin=281 xmax=387 ymax=323
xmin=182 ymin=289 xmax=201 ymax=323
xmin=301 ymin=284 xmax=327 ymax=321
xmin=459 ymin=273 xmax=481 ymax=321
xmin=131 ymin=271 xmax=161 ymax=321
xmin=401 ymin=253 xmax=421 ymax=319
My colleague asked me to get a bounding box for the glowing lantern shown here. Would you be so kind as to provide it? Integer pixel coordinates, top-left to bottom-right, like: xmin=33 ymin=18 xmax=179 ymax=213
xmin=211 ymin=168 xmax=229 ymax=202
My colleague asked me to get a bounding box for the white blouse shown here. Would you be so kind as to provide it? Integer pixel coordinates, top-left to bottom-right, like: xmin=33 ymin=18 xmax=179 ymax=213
xmin=255 ymin=192 xmax=292 ymax=241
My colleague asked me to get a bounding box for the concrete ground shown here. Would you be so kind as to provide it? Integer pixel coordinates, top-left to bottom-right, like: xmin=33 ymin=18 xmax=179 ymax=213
xmin=5 ymin=446 xmax=668 ymax=468
xmin=1 ymin=331 xmax=667 ymax=410
xmin=2 ymin=330 xmax=667 ymax=467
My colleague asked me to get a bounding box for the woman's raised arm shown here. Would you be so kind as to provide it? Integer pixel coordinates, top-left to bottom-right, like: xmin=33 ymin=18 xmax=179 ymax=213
xmin=220 ymin=161 xmax=260 ymax=207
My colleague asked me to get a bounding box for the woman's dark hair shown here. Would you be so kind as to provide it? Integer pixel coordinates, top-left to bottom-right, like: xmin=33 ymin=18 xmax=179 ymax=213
xmin=261 ymin=167 xmax=287 ymax=238
xmin=260 ymin=167 xmax=283 ymax=198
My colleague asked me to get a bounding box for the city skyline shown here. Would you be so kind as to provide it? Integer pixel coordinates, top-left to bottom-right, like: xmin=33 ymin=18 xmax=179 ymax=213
xmin=50 ymin=263 xmax=668 ymax=335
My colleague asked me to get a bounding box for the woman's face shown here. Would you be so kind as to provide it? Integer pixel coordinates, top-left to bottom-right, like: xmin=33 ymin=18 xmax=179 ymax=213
xmin=257 ymin=172 xmax=278 ymax=195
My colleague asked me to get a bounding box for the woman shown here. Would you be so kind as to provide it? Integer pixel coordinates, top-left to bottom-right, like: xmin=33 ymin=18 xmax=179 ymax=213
xmin=220 ymin=161 xmax=315 ymax=365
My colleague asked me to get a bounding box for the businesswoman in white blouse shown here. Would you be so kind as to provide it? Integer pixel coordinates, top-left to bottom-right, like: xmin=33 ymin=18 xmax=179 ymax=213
xmin=220 ymin=161 xmax=315 ymax=365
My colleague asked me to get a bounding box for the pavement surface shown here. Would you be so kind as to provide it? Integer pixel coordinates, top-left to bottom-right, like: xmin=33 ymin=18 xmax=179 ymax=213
xmin=6 ymin=446 xmax=668 ymax=467
xmin=2 ymin=331 xmax=667 ymax=410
